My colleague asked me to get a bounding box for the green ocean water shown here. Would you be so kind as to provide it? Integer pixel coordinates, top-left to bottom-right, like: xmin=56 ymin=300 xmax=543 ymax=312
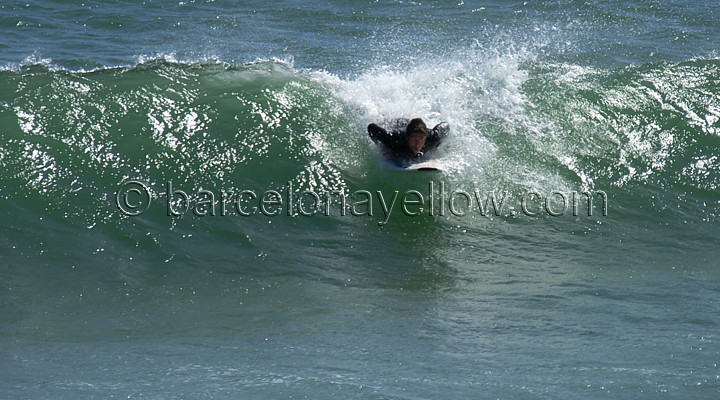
xmin=2 ymin=1 xmax=720 ymax=398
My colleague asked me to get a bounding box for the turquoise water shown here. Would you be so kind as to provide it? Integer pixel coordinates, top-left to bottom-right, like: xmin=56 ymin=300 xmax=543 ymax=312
xmin=1 ymin=1 xmax=719 ymax=398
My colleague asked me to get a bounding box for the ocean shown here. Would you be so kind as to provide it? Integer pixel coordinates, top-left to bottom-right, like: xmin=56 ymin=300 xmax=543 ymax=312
xmin=1 ymin=0 xmax=719 ymax=398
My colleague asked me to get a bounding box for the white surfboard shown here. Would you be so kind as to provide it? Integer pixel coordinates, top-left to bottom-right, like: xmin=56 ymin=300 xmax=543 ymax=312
xmin=386 ymin=159 xmax=444 ymax=171
xmin=406 ymin=160 xmax=444 ymax=171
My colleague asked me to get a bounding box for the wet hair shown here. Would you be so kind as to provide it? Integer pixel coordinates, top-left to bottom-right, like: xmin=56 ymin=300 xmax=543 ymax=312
xmin=406 ymin=118 xmax=428 ymax=137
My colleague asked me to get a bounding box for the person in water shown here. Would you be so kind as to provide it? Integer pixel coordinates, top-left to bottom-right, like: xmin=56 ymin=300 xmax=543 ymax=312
xmin=367 ymin=118 xmax=449 ymax=167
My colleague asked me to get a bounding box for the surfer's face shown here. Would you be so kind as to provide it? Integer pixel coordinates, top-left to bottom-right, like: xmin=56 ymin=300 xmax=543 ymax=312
xmin=407 ymin=132 xmax=426 ymax=155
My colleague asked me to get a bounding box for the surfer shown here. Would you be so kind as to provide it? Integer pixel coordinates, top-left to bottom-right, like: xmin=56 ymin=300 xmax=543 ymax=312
xmin=367 ymin=118 xmax=449 ymax=167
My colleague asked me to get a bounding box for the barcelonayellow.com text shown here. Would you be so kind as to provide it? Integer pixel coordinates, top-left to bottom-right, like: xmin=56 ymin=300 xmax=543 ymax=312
xmin=117 ymin=180 xmax=608 ymax=225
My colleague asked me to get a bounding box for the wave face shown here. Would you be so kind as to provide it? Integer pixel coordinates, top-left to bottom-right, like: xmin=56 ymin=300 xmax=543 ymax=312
xmin=2 ymin=57 xmax=719 ymax=228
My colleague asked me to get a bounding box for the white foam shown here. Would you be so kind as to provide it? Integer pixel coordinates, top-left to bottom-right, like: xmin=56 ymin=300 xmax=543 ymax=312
xmin=317 ymin=45 xmax=534 ymax=186
xmin=0 ymin=54 xmax=55 ymax=72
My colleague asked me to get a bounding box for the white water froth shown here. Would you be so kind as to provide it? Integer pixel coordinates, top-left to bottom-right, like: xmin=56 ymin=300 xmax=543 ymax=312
xmin=319 ymin=46 xmax=531 ymax=184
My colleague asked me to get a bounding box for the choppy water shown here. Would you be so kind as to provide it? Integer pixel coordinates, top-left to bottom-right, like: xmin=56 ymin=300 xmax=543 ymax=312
xmin=1 ymin=1 xmax=719 ymax=398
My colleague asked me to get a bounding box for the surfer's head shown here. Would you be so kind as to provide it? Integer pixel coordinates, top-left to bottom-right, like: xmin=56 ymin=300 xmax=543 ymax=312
xmin=406 ymin=118 xmax=427 ymax=155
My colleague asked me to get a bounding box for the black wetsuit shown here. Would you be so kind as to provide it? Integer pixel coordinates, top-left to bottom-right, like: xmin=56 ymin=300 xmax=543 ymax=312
xmin=367 ymin=119 xmax=449 ymax=167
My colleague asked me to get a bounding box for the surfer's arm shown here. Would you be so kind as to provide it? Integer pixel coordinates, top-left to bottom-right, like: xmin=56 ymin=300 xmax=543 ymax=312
xmin=432 ymin=122 xmax=450 ymax=141
xmin=368 ymin=123 xmax=393 ymax=146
